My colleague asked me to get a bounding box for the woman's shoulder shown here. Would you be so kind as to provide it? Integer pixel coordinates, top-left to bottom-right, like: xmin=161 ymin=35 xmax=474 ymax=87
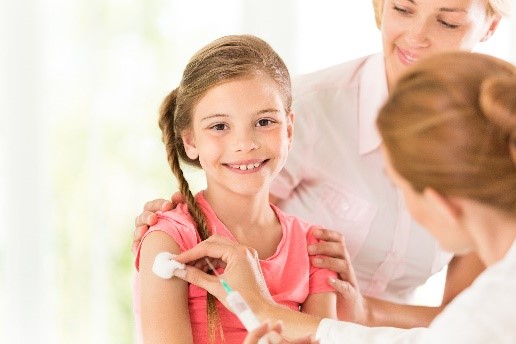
xmin=292 ymin=53 xmax=382 ymax=97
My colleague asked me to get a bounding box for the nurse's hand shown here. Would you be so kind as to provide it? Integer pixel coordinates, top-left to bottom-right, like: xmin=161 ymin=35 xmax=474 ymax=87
xmin=132 ymin=192 xmax=184 ymax=254
xmin=172 ymin=235 xmax=274 ymax=311
xmin=244 ymin=321 xmax=319 ymax=344
xmin=309 ymin=228 xmax=371 ymax=325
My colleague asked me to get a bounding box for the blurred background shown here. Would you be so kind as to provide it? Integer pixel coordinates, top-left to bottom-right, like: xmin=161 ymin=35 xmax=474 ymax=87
xmin=1 ymin=0 xmax=514 ymax=342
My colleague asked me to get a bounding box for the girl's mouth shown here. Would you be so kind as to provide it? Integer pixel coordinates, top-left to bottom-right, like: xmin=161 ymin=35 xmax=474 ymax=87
xmin=226 ymin=160 xmax=267 ymax=171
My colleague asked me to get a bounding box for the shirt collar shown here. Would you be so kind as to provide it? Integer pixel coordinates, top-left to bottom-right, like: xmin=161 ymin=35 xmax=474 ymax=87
xmin=358 ymin=53 xmax=388 ymax=155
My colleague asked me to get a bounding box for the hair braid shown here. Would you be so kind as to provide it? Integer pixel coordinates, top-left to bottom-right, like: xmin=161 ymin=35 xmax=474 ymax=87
xmin=158 ymin=88 xmax=222 ymax=342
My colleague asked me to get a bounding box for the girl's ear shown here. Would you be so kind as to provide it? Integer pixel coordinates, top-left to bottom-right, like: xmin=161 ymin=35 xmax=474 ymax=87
xmin=181 ymin=130 xmax=199 ymax=160
xmin=423 ymin=187 xmax=462 ymax=226
xmin=481 ymin=14 xmax=501 ymax=42
xmin=287 ymin=112 xmax=295 ymax=151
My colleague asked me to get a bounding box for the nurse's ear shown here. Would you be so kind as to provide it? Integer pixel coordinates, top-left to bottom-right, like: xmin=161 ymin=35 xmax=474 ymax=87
xmin=422 ymin=187 xmax=462 ymax=226
xmin=480 ymin=13 xmax=502 ymax=42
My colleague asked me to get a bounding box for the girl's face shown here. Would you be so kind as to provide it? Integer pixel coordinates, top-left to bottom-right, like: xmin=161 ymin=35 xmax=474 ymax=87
xmin=381 ymin=0 xmax=500 ymax=89
xmin=382 ymin=147 xmax=475 ymax=254
xmin=182 ymin=74 xmax=293 ymax=198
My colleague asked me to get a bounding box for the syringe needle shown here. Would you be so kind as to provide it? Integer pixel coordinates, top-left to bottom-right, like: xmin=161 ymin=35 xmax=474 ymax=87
xmin=205 ymin=258 xmax=221 ymax=278
xmin=203 ymin=258 xmax=265 ymax=343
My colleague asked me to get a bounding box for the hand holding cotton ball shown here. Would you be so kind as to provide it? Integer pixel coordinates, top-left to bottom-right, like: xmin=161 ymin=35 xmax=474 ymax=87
xmin=152 ymin=252 xmax=185 ymax=279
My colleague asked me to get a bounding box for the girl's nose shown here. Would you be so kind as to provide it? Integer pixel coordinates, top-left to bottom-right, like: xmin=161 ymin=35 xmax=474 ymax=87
xmin=233 ymin=129 xmax=260 ymax=152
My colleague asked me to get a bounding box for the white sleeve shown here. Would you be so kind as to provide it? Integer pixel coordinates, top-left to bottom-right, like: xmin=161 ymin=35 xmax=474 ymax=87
xmin=315 ymin=250 xmax=516 ymax=344
xmin=420 ymin=256 xmax=516 ymax=344
xmin=315 ymin=319 xmax=426 ymax=344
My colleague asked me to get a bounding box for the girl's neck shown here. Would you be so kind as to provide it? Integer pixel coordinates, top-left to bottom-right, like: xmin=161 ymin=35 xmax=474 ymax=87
xmin=203 ymin=187 xmax=282 ymax=258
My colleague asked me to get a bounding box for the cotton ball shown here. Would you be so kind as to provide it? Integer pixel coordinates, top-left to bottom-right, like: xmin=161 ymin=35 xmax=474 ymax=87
xmin=152 ymin=252 xmax=185 ymax=279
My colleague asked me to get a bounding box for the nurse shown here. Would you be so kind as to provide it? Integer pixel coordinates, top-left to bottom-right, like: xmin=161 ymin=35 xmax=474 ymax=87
xmin=172 ymin=51 xmax=516 ymax=343
xmin=133 ymin=0 xmax=511 ymax=327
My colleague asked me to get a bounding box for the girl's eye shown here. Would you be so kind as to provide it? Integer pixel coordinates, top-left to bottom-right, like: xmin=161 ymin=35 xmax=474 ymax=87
xmin=256 ymin=119 xmax=274 ymax=127
xmin=438 ymin=19 xmax=459 ymax=29
xmin=210 ymin=123 xmax=227 ymax=131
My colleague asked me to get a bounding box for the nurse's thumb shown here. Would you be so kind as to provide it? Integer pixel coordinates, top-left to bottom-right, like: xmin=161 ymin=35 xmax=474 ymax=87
xmin=174 ymin=266 xmax=223 ymax=298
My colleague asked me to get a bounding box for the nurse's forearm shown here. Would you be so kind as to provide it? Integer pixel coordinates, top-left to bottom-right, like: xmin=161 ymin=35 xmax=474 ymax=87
xmin=365 ymin=297 xmax=442 ymax=328
xmin=254 ymin=302 xmax=323 ymax=339
xmin=365 ymin=253 xmax=484 ymax=329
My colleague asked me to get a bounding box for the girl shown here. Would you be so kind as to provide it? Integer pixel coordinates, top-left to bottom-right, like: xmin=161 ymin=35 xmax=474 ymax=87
xmin=133 ymin=35 xmax=337 ymax=344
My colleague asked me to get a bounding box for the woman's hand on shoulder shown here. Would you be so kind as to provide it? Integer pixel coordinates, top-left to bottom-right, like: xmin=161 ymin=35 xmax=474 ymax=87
xmin=308 ymin=227 xmax=371 ymax=324
xmin=132 ymin=192 xmax=184 ymax=255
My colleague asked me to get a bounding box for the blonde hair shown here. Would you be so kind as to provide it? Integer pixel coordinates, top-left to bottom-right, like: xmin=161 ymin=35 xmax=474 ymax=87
xmin=377 ymin=52 xmax=516 ymax=215
xmin=158 ymin=34 xmax=291 ymax=342
xmin=372 ymin=0 xmax=512 ymax=29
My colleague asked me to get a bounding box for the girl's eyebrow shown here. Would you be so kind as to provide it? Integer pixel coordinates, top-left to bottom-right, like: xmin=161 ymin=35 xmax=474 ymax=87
xmin=200 ymin=114 xmax=229 ymax=122
xmin=257 ymin=108 xmax=281 ymax=115
xmin=200 ymin=109 xmax=280 ymax=122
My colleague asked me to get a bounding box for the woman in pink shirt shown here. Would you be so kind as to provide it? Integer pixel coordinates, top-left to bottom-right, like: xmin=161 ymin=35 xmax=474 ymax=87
xmin=133 ymin=34 xmax=337 ymax=344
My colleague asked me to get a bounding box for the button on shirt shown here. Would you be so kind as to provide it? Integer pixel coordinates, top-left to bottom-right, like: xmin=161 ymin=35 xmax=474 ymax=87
xmin=270 ymin=53 xmax=453 ymax=303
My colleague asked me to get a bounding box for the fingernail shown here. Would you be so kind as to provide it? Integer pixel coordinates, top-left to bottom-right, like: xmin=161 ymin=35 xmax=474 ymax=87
xmin=173 ymin=268 xmax=186 ymax=279
xmin=308 ymin=245 xmax=316 ymax=254
xmin=313 ymin=257 xmax=322 ymax=265
xmin=268 ymin=332 xmax=282 ymax=344
xmin=329 ymin=277 xmax=336 ymax=284
xmin=313 ymin=228 xmax=321 ymax=236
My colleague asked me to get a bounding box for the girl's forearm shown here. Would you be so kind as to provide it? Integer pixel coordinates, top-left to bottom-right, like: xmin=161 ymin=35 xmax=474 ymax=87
xmin=254 ymin=301 xmax=323 ymax=339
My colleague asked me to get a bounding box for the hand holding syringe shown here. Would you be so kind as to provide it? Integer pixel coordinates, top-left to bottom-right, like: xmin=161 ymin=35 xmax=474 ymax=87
xmin=152 ymin=252 xmax=266 ymax=343
xmin=204 ymin=258 xmax=263 ymax=334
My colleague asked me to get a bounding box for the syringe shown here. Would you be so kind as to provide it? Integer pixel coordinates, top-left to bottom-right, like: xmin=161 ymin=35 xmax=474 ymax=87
xmin=204 ymin=258 xmax=265 ymax=339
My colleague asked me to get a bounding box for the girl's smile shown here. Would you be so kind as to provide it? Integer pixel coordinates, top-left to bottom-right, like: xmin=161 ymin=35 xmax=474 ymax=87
xmin=225 ymin=159 xmax=269 ymax=173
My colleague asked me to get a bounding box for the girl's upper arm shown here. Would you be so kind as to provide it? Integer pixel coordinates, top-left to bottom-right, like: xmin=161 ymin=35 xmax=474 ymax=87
xmin=139 ymin=230 xmax=193 ymax=344
xmin=301 ymin=292 xmax=338 ymax=319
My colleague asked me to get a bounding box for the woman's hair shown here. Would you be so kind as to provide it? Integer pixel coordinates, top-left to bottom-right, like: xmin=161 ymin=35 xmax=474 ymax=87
xmin=377 ymin=51 xmax=516 ymax=215
xmin=372 ymin=0 xmax=512 ymax=29
xmin=158 ymin=34 xmax=291 ymax=342
xmin=373 ymin=0 xmax=383 ymax=29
